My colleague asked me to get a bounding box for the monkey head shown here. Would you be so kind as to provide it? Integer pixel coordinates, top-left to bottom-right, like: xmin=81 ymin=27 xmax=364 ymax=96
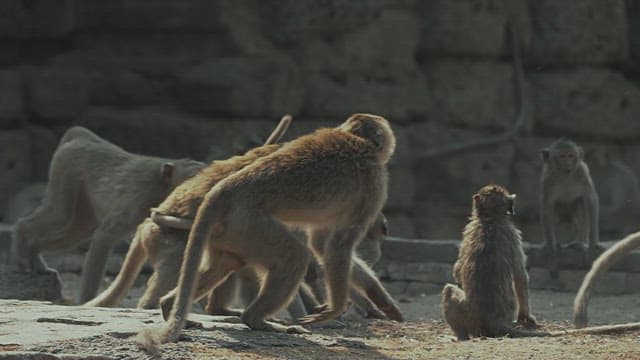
xmin=541 ymin=139 xmax=583 ymax=174
xmin=339 ymin=113 xmax=396 ymax=164
xmin=472 ymin=184 xmax=516 ymax=218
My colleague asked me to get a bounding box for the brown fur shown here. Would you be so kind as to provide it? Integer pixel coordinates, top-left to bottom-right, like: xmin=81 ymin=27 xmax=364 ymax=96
xmin=11 ymin=126 xmax=204 ymax=303
xmin=574 ymin=231 xmax=640 ymax=328
xmin=137 ymin=113 xmax=401 ymax=347
xmin=540 ymin=139 xmax=600 ymax=256
xmin=442 ymin=184 xmax=539 ymax=340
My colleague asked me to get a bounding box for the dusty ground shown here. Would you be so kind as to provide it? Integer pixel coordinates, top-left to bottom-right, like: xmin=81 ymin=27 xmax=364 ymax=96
xmin=3 ymin=272 xmax=639 ymax=360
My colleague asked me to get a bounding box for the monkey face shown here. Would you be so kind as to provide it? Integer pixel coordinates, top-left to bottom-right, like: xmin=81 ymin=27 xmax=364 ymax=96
xmin=473 ymin=185 xmax=516 ymax=217
xmin=553 ymin=150 xmax=579 ymax=173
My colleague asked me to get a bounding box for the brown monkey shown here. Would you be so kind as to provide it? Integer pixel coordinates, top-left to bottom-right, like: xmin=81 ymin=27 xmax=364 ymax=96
xmin=573 ymin=230 xmax=640 ymax=328
xmin=441 ymin=185 xmax=640 ymax=339
xmin=84 ymin=116 xmax=292 ymax=309
xmin=138 ymin=113 xmax=402 ymax=346
xmin=206 ymin=213 xmax=389 ymax=320
xmin=540 ymin=139 xmax=600 ymax=254
xmin=442 ymin=184 xmax=539 ymax=340
xmin=11 ymin=126 xmax=205 ymax=303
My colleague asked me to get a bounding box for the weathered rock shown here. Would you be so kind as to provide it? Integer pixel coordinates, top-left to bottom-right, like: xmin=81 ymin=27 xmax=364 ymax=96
xmin=3 ymin=182 xmax=45 ymax=224
xmin=422 ymin=59 xmax=521 ymax=130
xmin=0 ymin=264 xmax=62 ymax=301
xmin=178 ymin=57 xmax=303 ymax=118
xmin=386 ymin=165 xmax=415 ymax=211
xmin=299 ymin=9 xmax=421 ymax=76
xmin=258 ymin=0 xmax=405 ymax=45
xmin=0 ymin=69 xmax=25 ymax=128
xmin=418 ymin=0 xmax=531 ymax=57
xmin=0 ymin=131 xmax=31 ymax=221
xmin=0 ymin=0 xmax=75 ymax=38
xmin=24 ymin=126 xmax=58 ymax=182
xmin=75 ymin=0 xmax=225 ymax=31
xmin=383 ymin=213 xmax=418 ymax=239
xmin=529 ymin=0 xmax=628 ymax=64
xmin=531 ymin=67 xmax=640 ymax=139
xmin=303 ymin=71 xmax=431 ymax=122
xmin=404 ymin=282 xmax=443 ymax=296
xmin=28 ymin=68 xmax=90 ymax=125
xmin=0 ymin=222 xmax=12 ymax=252
xmin=381 ymin=238 xmax=459 ymax=264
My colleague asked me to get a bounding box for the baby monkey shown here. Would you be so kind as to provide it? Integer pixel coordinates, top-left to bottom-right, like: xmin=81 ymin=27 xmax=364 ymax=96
xmin=442 ymin=184 xmax=538 ymax=340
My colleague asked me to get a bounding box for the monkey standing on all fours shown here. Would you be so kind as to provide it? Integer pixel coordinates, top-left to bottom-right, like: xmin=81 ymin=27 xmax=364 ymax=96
xmin=136 ymin=113 xmax=403 ymax=348
xmin=540 ymin=139 xmax=601 ymax=257
xmin=441 ymin=184 xmax=539 ymax=340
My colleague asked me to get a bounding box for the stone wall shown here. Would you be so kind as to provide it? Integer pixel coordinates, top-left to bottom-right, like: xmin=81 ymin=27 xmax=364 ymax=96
xmin=2 ymin=0 xmax=640 ymax=244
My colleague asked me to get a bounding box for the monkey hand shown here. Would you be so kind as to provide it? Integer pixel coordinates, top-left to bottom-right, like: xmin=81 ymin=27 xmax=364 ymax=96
xmin=517 ymin=312 xmax=538 ymax=329
xmin=298 ymin=307 xmax=344 ymax=325
xmin=379 ymin=303 xmax=404 ymax=322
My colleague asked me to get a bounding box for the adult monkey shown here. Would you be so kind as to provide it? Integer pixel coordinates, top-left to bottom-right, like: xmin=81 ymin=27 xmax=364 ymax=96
xmin=138 ymin=113 xmax=401 ymax=347
xmin=573 ymin=231 xmax=640 ymax=328
xmin=12 ymin=117 xmax=290 ymax=303
xmin=540 ymin=139 xmax=601 ymax=255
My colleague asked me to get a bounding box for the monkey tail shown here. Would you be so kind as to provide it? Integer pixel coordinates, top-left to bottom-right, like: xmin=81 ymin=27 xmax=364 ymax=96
xmin=497 ymin=326 xmax=551 ymax=338
xmin=573 ymin=231 xmax=640 ymax=328
xmin=84 ymin=225 xmax=148 ymax=307
xmin=264 ymin=114 xmax=292 ymax=145
xmin=140 ymin=186 xmax=228 ymax=347
xmin=151 ymin=208 xmax=194 ymax=230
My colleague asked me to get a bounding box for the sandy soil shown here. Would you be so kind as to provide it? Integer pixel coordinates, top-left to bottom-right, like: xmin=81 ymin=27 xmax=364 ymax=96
xmin=25 ymin=272 xmax=638 ymax=360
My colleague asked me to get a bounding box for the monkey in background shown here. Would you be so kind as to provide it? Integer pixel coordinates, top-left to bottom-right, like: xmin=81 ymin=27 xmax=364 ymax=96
xmin=540 ymin=139 xmax=600 ymax=256
xmin=442 ymin=184 xmax=539 ymax=340
xmin=11 ymin=126 xmax=205 ymax=303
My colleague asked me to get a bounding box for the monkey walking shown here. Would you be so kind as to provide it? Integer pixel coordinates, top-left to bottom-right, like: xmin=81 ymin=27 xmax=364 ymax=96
xmin=84 ymin=115 xmax=292 ymax=309
xmin=11 ymin=126 xmax=205 ymax=303
xmin=573 ymin=231 xmax=640 ymax=328
xmin=136 ymin=113 xmax=402 ymax=348
xmin=540 ymin=139 xmax=601 ymax=254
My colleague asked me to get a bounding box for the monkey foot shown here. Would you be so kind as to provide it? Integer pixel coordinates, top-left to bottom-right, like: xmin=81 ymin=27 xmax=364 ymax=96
xmin=516 ymin=313 xmax=538 ymax=329
xmin=245 ymin=319 xmax=311 ymax=334
xmin=588 ymin=243 xmax=606 ymax=253
xmin=298 ymin=308 xmax=343 ymax=325
xmin=379 ymin=305 xmax=404 ymax=322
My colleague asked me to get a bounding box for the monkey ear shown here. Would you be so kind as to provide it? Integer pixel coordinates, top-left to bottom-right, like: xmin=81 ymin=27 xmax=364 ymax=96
xmin=577 ymin=146 xmax=584 ymax=159
xmin=161 ymin=162 xmax=175 ymax=183
xmin=540 ymin=149 xmax=550 ymax=162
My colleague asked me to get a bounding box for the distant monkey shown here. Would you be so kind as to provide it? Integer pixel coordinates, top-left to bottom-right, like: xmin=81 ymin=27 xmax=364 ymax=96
xmin=137 ymin=113 xmax=402 ymax=348
xmin=442 ymin=184 xmax=539 ymax=340
xmin=11 ymin=126 xmax=205 ymax=303
xmin=540 ymin=139 xmax=600 ymax=254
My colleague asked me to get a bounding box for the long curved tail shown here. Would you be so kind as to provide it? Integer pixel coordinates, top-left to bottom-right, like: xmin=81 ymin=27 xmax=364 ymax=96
xmin=84 ymin=225 xmax=148 ymax=307
xmin=573 ymin=231 xmax=640 ymax=328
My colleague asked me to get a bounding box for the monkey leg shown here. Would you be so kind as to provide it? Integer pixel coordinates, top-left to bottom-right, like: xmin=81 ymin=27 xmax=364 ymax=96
xmin=239 ymin=218 xmax=311 ymax=334
xmin=138 ymin=249 xmax=184 ymax=309
xmin=205 ymin=274 xmax=242 ymax=316
xmin=78 ymin=227 xmax=117 ymax=303
xmin=160 ymin=251 xmax=245 ymax=321
xmin=350 ymin=289 xmax=386 ymax=319
xmin=441 ymin=284 xmax=470 ymax=341
xmin=348 ymin=256 xmax=403 ymax=322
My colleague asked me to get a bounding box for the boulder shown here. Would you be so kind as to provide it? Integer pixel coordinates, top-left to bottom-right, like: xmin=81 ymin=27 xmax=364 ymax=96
xmin=28 ymin=68 xmax=90 ymax=125
xmin=0 ymin=131 xmax=31 ymax=220
xmin=528 ymin=0 xmax=628 ymax=64
xmin=0 ymin=0 xmax=74 ymax=38
xmin=531 ymin=67 xmax=640 ymax=139
xmin=0 ymin=69 xmax=25 ymax=128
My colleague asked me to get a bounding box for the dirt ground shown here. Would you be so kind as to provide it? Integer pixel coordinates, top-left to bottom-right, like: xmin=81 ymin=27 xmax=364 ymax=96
xmin=22 ymin=273 xmax=637 ymax=360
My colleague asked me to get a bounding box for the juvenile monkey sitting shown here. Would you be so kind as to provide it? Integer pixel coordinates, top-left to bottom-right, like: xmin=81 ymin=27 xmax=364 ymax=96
xmin=441 ymin=184 xmax=538 ymax=340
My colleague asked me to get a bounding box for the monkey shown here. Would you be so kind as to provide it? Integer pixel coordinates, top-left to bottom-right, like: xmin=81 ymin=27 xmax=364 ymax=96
xmin=205 ymin=213 xmax=390 ymax=321
xmin=12 ymin=116 xmax=291 ymax=303
xmin=10 ymin=126 xmax=205 ymax=303
xmin=585 ymin=146 xmax=640 ymax=238
xmin=83 ymin=115 xmax=293 ymax=309
xmin=136 ymin=113 xmax=403 ymax=347
xmin=441 ymin=184 xmax=539 ymax=340
xmin=573 ymin=230 xmax=640 ymax=328
xmin=441 ymin=185 xmax=640 ymax=340
xmin=540 ymin=139 xmax=601 ymax=258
